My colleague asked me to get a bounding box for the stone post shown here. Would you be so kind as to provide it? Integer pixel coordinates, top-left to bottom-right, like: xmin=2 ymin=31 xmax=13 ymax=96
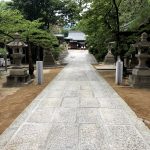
xmin=116 ymin=57 xmax=123 ymax=85
xmin=36 ymin=61 xmax=43 ymax=84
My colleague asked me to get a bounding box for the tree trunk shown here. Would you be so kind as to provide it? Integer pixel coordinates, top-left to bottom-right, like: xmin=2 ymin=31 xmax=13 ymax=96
xmin=27 ymin=37 xmax=35 ymax=79
xmin=4 ymin=41 xmax=7 ymax=72
xmin=112 ymin=0 xmax=120 ymax=56
xmin=112 ymin=0 xmax=127 ymax=77
xmin=4 ymin=57 xmax=7 ymax=72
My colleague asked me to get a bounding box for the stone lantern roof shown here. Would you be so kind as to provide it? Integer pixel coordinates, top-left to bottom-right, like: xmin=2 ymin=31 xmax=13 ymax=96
xmin=133 ymin=32 xmax=150 ymax=49
xmin=7 ymin=33 xmax=27 ymax=48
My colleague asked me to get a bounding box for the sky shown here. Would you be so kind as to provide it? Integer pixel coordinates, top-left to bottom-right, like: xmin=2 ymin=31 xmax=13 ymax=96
xmin=0 ymin=0 xmax=11 ymax=1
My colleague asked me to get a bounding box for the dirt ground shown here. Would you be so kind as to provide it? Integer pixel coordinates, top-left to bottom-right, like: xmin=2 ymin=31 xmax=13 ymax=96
xmin=99 ymin=70 xmax=150 ymax=129
xmin=0 ymin=68 xmax=62 ymax=134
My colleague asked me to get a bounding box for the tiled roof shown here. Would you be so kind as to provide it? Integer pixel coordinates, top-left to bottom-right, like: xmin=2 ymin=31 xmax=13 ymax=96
xmin=54 ymin=34 xmax=64 ymax=37
xmin=65 ymin=31 xmax=86 ymax=41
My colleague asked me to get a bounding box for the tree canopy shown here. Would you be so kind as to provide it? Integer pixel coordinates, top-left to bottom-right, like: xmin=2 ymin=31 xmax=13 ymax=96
xmin=10 ymin=0 xmax=80 ymax=29
xmin=76 ymin=0 xmax=150 ymax=61
xmin=0 ymin=7 xmax=58 ymax=49
xmin=1 ymin=0 xmax=150 ymax=62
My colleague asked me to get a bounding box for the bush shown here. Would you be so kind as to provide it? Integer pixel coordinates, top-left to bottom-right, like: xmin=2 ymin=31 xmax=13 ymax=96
xmin=51 ymin=47 xmax=61 ymax=60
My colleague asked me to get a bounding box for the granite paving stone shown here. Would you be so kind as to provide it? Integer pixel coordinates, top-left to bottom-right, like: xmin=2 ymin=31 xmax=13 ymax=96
xmin=80 ymin=85 xmax=92 ymax=90
xmin=98 ymin=97 xmax=124 ymax=109
xmin=80 ymin=97 xmax=100 ymax=108
xmin=64 ymin=84 xmax=80 ymax=91
xmin=46 ymin=90 xmax=63 ymax=98
xmin=0 ymin=127 xmax=17 ymax=148
xmin=45 ymin=123 xmax=78 ymax=150
xmin=4 ymin=143 xmax=39 ymax=150
xmin=47 ymin=81 xmax=66 ymax=90
xmin=79 ymin=124 xmax=110 ymax=150
xmin=27 ymin=108 xmax=54 ymax=123
xmin=4 ymin=123 xmax=50 ymax=149
xmin=79 ymin=90 xmax=94 ymax=97
xmin=77 ymin=108 xmax=100 ymax=124
xmin=63 ymin=90 xmax=79 ymax=97
xmin=38 ymin=98 xmax=62 ymax=108
xmin=100 ymin=108 xmax=132 ymax=125
xmin=52 ymin=108 xmax=77 ymax=123
xmin=61 ymin=97 xmax=79 ymax=108
xmin=0 ymin=50 xmax=150 ymax=150
xmin=106 ymin=125 xmax=150 ymax=150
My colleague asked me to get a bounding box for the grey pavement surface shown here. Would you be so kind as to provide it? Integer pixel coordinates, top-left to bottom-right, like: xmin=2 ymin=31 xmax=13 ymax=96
xmin=0 ymin=50 xmax=150 ymax=150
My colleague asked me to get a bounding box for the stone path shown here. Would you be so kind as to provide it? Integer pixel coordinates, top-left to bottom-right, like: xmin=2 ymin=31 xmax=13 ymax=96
xmin=0 ymin=50 xmax=150 ymax=150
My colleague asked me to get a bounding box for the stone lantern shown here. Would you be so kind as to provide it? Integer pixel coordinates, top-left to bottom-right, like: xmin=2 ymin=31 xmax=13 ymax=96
xmin=7 ymin=33 xmax=27 ymax=66
xmin=4 ymin=33 xmax=30 ymax=86
xmin=104 ymin=42 xmax=115 ymax=65
xmin=129 ymin=32 xmax=150 ymax=87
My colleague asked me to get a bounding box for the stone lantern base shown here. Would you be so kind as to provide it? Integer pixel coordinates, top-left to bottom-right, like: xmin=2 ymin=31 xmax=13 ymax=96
xmin=129 ymin=53 xmax=150 ymax=88
xmin=4 ymin=68 xmax=30 ymax=87
xmin=129 ymin=68 xmax=150 ymax=88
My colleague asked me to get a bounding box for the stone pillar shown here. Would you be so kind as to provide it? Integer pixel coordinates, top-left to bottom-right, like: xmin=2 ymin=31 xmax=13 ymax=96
xmin=116 ymin=57 xmax=123 ymax=85
xmin=36 ymin=61 xmax=43 ymax=84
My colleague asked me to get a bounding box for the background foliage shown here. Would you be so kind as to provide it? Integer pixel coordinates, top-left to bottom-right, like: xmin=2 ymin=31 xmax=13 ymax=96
xmin=1 ymin=0 xmax=150 ymax=63
xmin=76 ymin=0 xmax=150 ymax=61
